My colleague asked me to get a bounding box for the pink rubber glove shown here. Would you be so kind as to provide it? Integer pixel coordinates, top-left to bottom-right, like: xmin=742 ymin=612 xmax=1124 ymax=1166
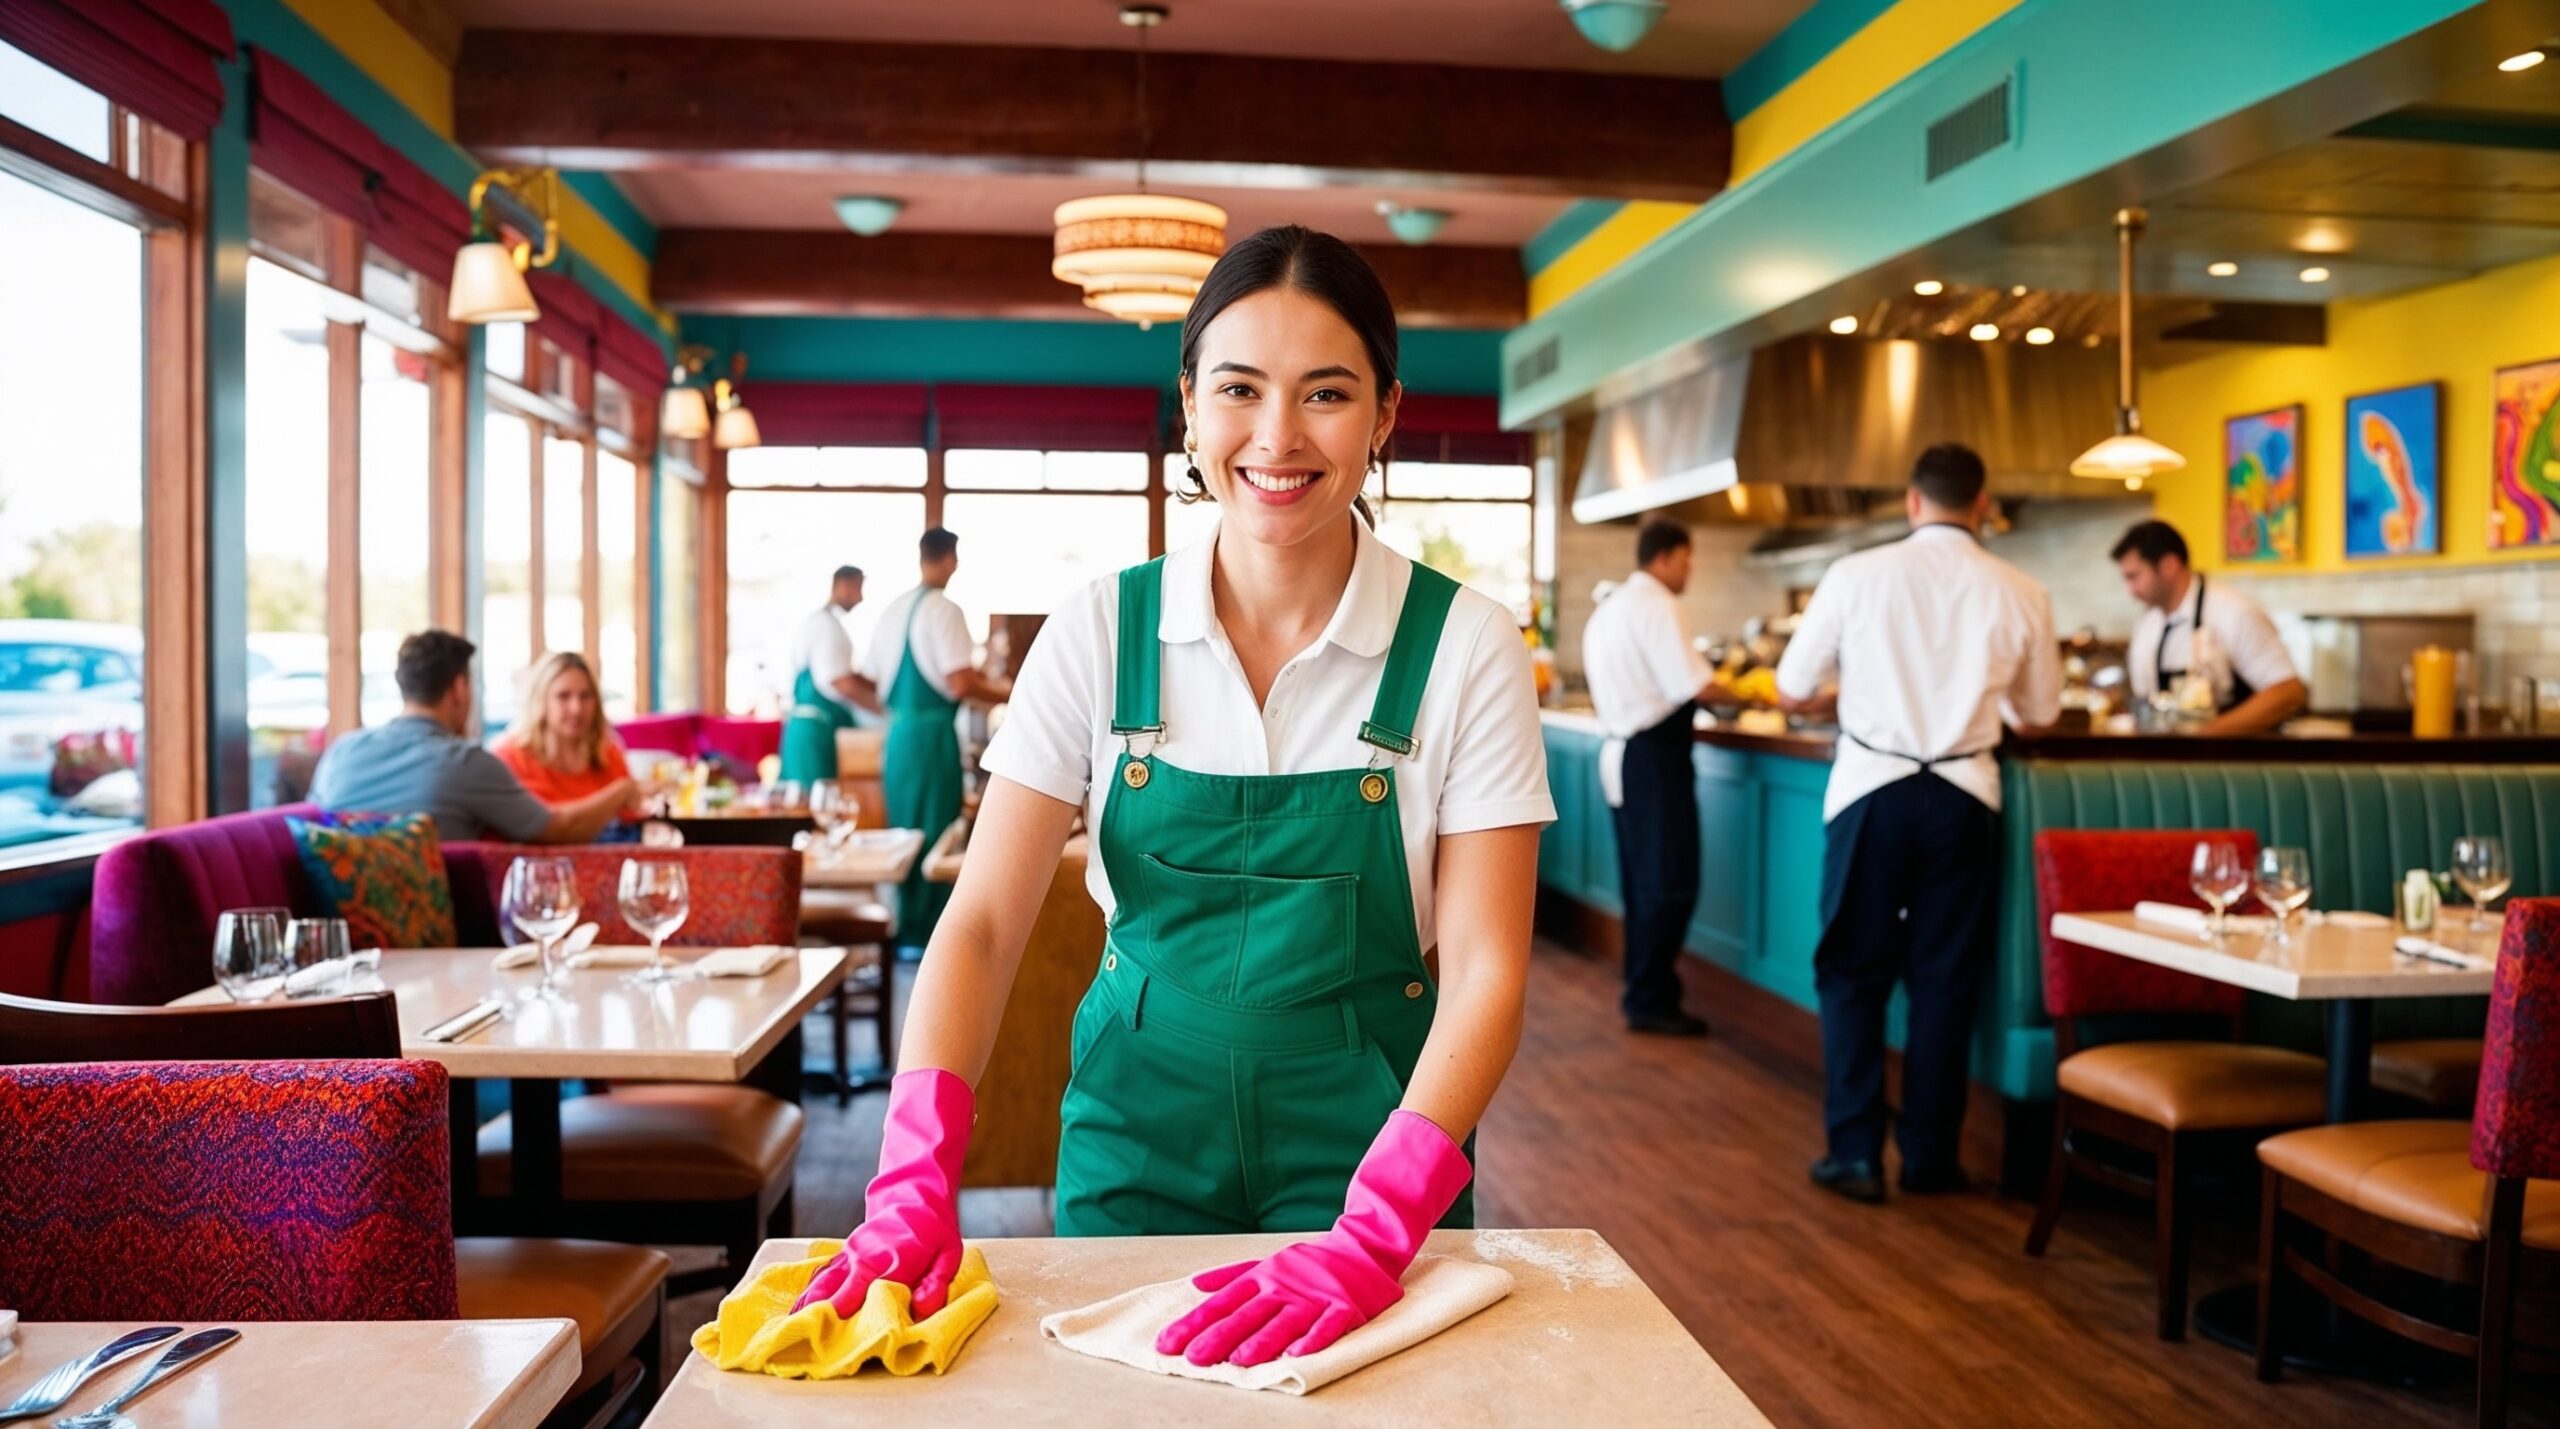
xmin=791 ymin=1067 xmax=973 ymax=1319
xmin=1156 ymin=1109 xmax=1472 ymax=1367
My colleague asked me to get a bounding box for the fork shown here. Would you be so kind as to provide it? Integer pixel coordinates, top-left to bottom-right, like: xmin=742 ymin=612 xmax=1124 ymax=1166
xmin=0 ymin=1328 xmax=179 ymax=1423
xmin=53 ymin=1328 xmax=238 ymax=1428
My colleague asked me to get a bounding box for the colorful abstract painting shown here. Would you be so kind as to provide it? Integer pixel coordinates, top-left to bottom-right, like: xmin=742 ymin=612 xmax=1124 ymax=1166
xmin=2493 ymin=357 xmax=2560 ymax=550
xmin=2225 ymin=405 xmax=2302 ymax=563
xmin=2344 ymin=383 xmax=2440 ymax=558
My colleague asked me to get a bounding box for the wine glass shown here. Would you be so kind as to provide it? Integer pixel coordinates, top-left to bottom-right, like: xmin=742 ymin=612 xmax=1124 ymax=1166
xmin=618 ymin=859 xmax=691 ymax=985
xmin=766 ymin=779 xmax=806 ymax=814
xmin=211 ymin=908 xmax=286 ymax=1001
xmin=2252 ymin=847 xmax=2313 ymax=946
xmin=810 ymin=779 xmax=855 ymax=851
xmin=2190 ymin=841 xmax=2250 ymax=939
xmin=2453 ymin=835 xmax=2513 ymax=937
xmin=283 ymin=916 xmax=353 ymax=999
xmin=503 ymin=855 xmax=581 ymax=997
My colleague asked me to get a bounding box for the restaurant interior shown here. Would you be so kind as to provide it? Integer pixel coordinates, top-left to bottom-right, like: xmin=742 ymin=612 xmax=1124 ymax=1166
xmin=3 ymin=0 xmax=2560 ymax=1424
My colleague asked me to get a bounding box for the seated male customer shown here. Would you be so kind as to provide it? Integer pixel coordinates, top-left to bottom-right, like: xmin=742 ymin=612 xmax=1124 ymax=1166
xmin=310 ymin=630 xmax=631 ymax=843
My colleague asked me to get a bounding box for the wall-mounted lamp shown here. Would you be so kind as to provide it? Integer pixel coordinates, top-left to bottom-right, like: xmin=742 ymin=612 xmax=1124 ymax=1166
xmin=712 ymin=352 xmax=760 ymax=450
xmin=661 ymin=344 xmax=715 ymax=441
xmin=449 ymin=168 xmax=560 ymax=325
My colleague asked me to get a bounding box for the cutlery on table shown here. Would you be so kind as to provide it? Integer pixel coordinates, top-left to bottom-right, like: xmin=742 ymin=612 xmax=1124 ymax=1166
xmin=422 ymin=997 xmax=506 ymax=1043
xmin=0 ymin=1328 xmax=178 ymax=1423
xmin=53 ymin=1328 xmax=239 ymax=1428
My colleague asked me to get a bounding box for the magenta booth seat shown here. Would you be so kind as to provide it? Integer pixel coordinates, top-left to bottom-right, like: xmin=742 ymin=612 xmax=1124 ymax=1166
xmin=612 ymin=712 xmax=780 ymax=772
xmin=88 ymin=804 xmax=510 ymax=1007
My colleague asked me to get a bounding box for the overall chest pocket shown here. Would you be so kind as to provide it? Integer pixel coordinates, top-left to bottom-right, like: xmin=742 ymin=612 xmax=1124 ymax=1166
xmin=1130 ymin=853 xmax=1360 ymax=1011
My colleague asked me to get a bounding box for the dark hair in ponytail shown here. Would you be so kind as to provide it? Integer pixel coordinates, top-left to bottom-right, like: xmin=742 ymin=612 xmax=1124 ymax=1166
xmin=1176 ymin=225 xmax=1395 ymax=523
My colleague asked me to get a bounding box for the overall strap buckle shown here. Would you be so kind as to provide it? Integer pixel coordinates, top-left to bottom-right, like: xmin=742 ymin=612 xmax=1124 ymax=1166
xmin=1356 ymin=564 xmax=1461 ymax=764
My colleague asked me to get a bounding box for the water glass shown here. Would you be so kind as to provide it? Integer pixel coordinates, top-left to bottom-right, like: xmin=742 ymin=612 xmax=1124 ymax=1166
xmin=766 ymin=779 xmax=806 ymax=813
xmin=2453 ymin=835 xmax=2513 ymax=935
xmin=211 ymin=908 xmax=286 ymax=1002
xmin=2189 ymin=841 xmax=2250 ymax=938
xmin=2252 ymin=847 xmax=2313 ymax=944
xmin=618 ymin=859 xmax=692 ymax=986
xmin=283 ymin=917 xmax=353 ymax=999
xmin=503 ymin=855 xmax=581 ymax=995
xmin=810 ymin=779 xmax=856 ymax=849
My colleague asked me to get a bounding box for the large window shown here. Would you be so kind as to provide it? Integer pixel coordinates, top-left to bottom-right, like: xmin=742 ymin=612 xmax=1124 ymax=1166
xmin=0 ymin=166 xmax=148 ymax=846
xmin=358 ymin=332 xmax=430 ymax=721
xmin=243 ymin=258 xmax=332 ymax=770
xmin=658 ymin=450 xmax=703 ymax=713
xmin=542 ymin=431 xmax=588 ymax=660
xmin=724 ymin=485 xmax=927 ymax=717
xmin=597 ymin=451 xmax=639 ymax=718
xmin=482 ymin=409 xmax=537 ymax=729
xmin=945 ymin=449 xmax=1150 ymax=646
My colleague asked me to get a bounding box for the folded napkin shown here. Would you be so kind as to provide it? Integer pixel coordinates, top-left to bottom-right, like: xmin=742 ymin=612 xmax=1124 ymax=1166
xmin=692 ymin=1241 xmax=999 ymax=1379
xmin=2133 ymin=901 xmax=2273 ymax=936
xmin=1038 ymin=1254 xmax=1513 ymax=1396
xmin=566 ymin=946 xmax=655 ymax=969
xmin=2393 ymin=936 xmax=2496 ymax=971
xmin=492 ymin=946 xmax=539 ymax=971
xmin=694 ymin=945 xmax=797 ymax=978
xmin=2312 ymin=910 xmax=2394 ymax=929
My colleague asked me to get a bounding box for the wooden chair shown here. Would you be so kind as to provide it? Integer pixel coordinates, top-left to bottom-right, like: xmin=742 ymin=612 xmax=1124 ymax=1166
xmin=0 ymin=990 xmax=667 ymax=1429
xmin=2254 ymin=899 xmax=2560 ymax=1426
xmin=2022 ymin=829 xmax=2330 ymax=1340
xmin=801 ymin=892 xmax=897 ymax=1105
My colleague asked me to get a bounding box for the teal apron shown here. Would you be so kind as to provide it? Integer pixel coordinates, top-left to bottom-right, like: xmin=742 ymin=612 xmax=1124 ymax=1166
xmin=883 ymin=590 xmax=964 ymax=948
xmin=1053 ymin=554 xmax=1471 ymax=1235
xmin=779 ymin=665 xmax=855 ymax=785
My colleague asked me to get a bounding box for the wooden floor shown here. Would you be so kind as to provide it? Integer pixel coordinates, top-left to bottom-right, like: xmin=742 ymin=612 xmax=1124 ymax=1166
xmin=667 ymin=940 xmax=2540 ymax=1426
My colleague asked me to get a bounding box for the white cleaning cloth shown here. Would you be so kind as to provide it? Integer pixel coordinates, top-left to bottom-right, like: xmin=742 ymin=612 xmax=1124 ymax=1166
xmin=1039 ymin=1254 xmax=1512 ymax=1396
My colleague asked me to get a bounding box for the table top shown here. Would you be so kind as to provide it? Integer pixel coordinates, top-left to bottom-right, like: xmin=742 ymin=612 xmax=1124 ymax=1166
xmin=170 ymin=947 xmax=845 ymax=1081
xmin=2051 ymin=911 xmax=2500 ymax=1000
xmin=802 ymin=828 xmax=923 ymax=889
xmin=2 ymin=1319 xmax=577 ymax=1429
xmin=649 ymin=1231 xmax=1767 ymax=1427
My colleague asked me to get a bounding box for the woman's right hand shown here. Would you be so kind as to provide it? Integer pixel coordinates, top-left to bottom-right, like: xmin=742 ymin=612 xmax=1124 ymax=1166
xmin=792 ymin=1067 xmax=975 ymax=1319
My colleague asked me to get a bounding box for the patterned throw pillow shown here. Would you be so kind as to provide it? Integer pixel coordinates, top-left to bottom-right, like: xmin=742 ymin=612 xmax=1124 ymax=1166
xmin=286 ymin=811 xmax=457 ymax=952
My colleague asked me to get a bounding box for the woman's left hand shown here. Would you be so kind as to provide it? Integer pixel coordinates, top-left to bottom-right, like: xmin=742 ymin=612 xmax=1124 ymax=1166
xmin=1155 ymin=1109 xmax=1472 ymax=1367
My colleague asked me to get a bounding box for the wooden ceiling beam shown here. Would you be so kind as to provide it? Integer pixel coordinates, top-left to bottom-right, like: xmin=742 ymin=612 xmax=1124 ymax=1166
xmin=652 ymin=229 xmax=1527 ymax=329
xmin=455 ymin=31 xmax=1726 ymax=202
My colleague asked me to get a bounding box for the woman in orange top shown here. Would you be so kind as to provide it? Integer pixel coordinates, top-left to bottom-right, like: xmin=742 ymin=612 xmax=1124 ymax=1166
xmin=494 ymin=652 xmax=637 ymax=811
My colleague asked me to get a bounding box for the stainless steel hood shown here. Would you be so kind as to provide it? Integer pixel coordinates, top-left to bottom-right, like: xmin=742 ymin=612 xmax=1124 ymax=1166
xmin=1570 ymin=333 xmax=2122 ymax=526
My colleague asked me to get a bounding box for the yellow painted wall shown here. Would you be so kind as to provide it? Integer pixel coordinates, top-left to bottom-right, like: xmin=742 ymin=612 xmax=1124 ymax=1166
xmin=1527 ymin=0 xmax=2028 ymax=318
xmin=2145 ymin=247 xmax=2560 ymax=575
xmin=278 ymin=0 xmax=664 ymax=326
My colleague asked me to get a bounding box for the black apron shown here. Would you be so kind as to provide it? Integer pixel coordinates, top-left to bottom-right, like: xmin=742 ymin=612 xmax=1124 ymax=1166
xmin=2155 ymin=572 xmax=2255 ymax=712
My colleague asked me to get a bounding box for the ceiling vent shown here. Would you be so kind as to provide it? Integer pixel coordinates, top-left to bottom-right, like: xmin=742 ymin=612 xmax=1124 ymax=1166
xmin=1926 ymin=73 xmax=2015 ymax=182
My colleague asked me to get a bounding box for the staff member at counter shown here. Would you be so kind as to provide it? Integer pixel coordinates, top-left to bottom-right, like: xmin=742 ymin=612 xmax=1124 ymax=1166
xmin=780 ymin=565 xmax=881 ymax=785
xmin=1775 ymin=444 xmax=2061 ymax=1204
xmin=2113 ymin=520 xmax=2305 ymax=736
xmin=1580 ymin=517 xmax=1717 ymax=1036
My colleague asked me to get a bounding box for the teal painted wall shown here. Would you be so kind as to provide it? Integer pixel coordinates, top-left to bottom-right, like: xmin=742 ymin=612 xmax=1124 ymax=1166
xmin=1503 ymin=0 xmax=2479 ymax=426
xmin=707 ymin=317 xmax=1508 ymax=396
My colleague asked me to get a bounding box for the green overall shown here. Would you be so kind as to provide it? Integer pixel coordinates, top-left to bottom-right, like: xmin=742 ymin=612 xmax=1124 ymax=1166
xmin=778 ymin=665 xmax=854 ymax=785
xmin=1052 ymin=555 xmax=1471 ymax=1236
xmin=883 ymin=590 xmax=963 ymax=948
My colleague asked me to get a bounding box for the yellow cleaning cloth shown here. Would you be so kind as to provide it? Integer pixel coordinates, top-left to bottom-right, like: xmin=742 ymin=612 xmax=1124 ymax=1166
xmin=690 ymin=1241 xmax=1000 ymax=1379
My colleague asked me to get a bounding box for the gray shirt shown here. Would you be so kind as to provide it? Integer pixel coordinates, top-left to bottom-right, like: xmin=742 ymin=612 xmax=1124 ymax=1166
xmin=308 ymin=714 xmax=553 ymax=842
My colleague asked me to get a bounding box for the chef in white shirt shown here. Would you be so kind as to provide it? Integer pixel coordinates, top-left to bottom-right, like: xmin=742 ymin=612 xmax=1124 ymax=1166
xmin=2112 ymin=519 xmax=2305 ymax=736
xmin=861 ymin=529 xmax=1012 ymax=950
xmin=1579 ymin=518 xmax=1723 ymax=1036
xmin=779 ymin=565 xmax=880 ymax=784
xmin=1774 ymin=443 xmax=2062 ymax=1206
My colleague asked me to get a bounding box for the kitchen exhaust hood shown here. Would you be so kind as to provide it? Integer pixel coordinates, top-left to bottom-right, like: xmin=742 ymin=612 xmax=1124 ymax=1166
xmin=1571 ymin=333 xmax=2121 ymax=526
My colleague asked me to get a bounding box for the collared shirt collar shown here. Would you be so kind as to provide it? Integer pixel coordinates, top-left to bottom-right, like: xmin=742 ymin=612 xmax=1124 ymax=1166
xmin=2167 ymin=571 xmax=2204 ymax=627
xmin=1908 ymin=522 xmax=1978 ymax=544
xmin=1159 ymin=513 xmax=1399 ymax=658
xmin=1621 ymin=569 xmax=1671 ymax=601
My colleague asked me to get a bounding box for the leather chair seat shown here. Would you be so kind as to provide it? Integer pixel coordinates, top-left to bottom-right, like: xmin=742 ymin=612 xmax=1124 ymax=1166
xmin=480 ymin=1085 xmax=802 ymax=1200
xmin=2370 ymin=1037 xmax=2484 ymax=1111
xmin=803 ymin=892 xmax=895 ymax=944
xmin=2056 ymin=1041 xmax=2327 ymax=1131
xmin=2260 ymin=1121 xmax=2560 ymax=1250
xmin=456 ymin=1237 xmax=669 ymax=1398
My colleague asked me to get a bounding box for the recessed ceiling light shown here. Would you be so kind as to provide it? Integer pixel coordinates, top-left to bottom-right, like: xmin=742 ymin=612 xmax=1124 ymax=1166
xmin=1829 ymin=315 xmax=1859 ymax=335
xmin=2299 ymin=266 xmax=2332 ymax=283
xmin=2500 ymin=49 xmax=2547 ymax=73
xmin=1969 ymin=323 xmax=2000 ymax=341
xmin=1913 ymin=279 xmax=1945 ymax=296
xmin=2207 ymin=260 xmax=2239 ymax=277
xmin=2011 ymin=285 xmax=2029 ymax=297
xmin=2083 ymin=333 xmax=2103 ymax=348
xmin=2025 ymin=327 xmax=2056 ymax=345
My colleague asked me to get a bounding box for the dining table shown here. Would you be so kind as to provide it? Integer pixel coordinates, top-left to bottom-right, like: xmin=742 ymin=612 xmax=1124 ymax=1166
xmin=649 ymin=1230 xmax=1769 ymax=1427
xmin=2 ymin=1318 xmax=578 ymax=1429
xmin=169 ymin=947 xmax=846 ymax=1227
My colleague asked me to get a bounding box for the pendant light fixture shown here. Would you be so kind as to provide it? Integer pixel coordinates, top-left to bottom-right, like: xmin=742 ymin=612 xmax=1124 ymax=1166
xmin=450 ymin=168 xmax=560 ymax=325
xmin=711 ymin=351 xmax=760 ymax=450
xmin=2070 ymin=208 xmax=2187 ymax=482
xmin=660 ymin=344 xmax=714 ymax=441
xmin=1051 ymin=5 xmax=1228 ymax=329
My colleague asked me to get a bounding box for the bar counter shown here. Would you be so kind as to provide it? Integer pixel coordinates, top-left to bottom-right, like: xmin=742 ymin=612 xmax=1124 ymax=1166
xmin=1535 ymin=707 xmax=2560 ymax=1186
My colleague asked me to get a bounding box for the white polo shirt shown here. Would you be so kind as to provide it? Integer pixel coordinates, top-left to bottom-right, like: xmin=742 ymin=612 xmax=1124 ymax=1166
xmin=796 ymin=603 xmax=858 ymax=710
xmin=2128 ymin=573 xmax=2297 ymax=708
xmin=859 ymin=587 xmax=974 ymax=701
xmin=1775 ymin=525 xmax=2062 ymax=822
xmin=1579 ymin=568 xmax=1710 ymax=807
xmin=982 ymin=515 xmax=1554 ymax=951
